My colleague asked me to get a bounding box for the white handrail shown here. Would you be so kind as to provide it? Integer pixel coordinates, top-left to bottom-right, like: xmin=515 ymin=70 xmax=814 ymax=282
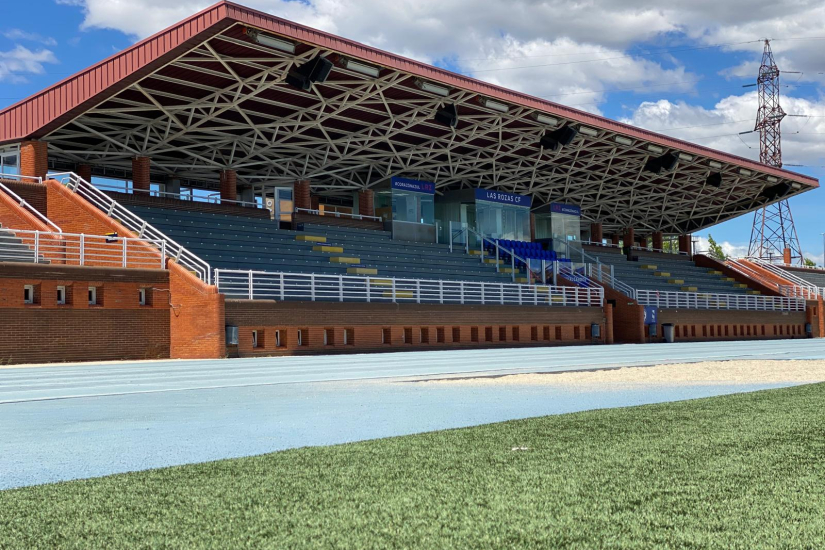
xmin=49 ymin=172 xmax=212 ymax=284
xmin=0 ymin=181 xmax=62 ymax=233
xmin=215 ymin=269 xmax=604 ymax=307
xmin=635 ymin=289 xmax=805 ymax=312
xmin=295 ymin=207 xmax=382 ymax=223
xmin=0 ymin=229 xmax=164 ymax=269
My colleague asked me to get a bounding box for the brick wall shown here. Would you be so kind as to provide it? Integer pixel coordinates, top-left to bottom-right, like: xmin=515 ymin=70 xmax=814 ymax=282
xmin=19 ymin=141 xmax=48 ymax=179
xmin=46 ymin=179 xmax=226 ymax=359
xmin=657 ymin=308 xmax=809 ymax=342
xmin=106 ymin=191 xmax=271 ymax=219
xmin=0 ymin=179 xmax=47 ymax=216
xmin=0 ymin=187 xmax=53 ymax=233
xmin=0 ymin=263 xmax=170 ymax=365
xmin=225 ymin=300 xmax=605 ymax=356
xmin=601 ymin=284 xmax=645 ymax=343
xmin=293 ymin=212 xmax=384 ymax=231
xmin=694 ymin=254 xmax=780 ymax=296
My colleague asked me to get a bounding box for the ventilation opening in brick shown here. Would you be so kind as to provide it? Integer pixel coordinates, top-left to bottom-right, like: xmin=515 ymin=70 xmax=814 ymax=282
xmin=324 ymin=328 xmax=335 ymax=346
xmin=471 ymin=327 xmax=479 ymax=343
xmin=88 ymin=286 xmax=102 ymax=306
xmin=691 ymin=326 xmax=696 ymax=338
xmin=452 ymin=327 xmax=461 ymax=343
xmin=573 ymin=326 xmax=581 ymax=340
xmin=436 ymin=327 xmax=445 ymax=343
xmin=403 ymin=327 xmax=413 ymax=344
xmin=138 ymin=287 xmax=153 ymax=307
xmin=382 ymin=327 xmax=391 ymax=344
xmin=512 ymin=327 xmax=519 ymax=342
xmin=543 ymin=326 xmax=550 ymax=341
xmin=420 ymin=327 xmax=429 ymax=344
xmin=23 ymin=284 xmax=40 ymax=305
xmin=344 ymin=328 xmax=354 ymax=346
xmin=531 ymin=326 xmax=538 ymax=341
xmin=484 ymin=327 xmax=493 ymax=342
xmin=56 ymin=285 xmax=70 ymax=306
xmin=725 ymin=325 xmax=729 ymax=336
xmin=498 ymin=326 xmax=506 ymax=342
xmin=252 ymin=329 xmax=263 ymax=349
xmin=275 ymin=329 xmax=287 ymax=348
xmin=297 ymin=329 xmax=309 ymax=346
xmin=555 ymin=326 xmax=562 ymax=340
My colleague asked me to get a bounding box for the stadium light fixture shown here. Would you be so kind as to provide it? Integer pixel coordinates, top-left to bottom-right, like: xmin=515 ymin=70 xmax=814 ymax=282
xmin=791 ymin=182 xmax=802 ymax=190
xmin=614 ymin=135 xmax=633 ymax=146
xmin=478 ymin=97 xmax=510 ymax=113
xmin=533 ymin=113 xmax=559 ymax=126
xmin=766 ymin=176 xmax=779 ymax=183
xmin=647 ymin=144 xmax=664 ymax=154
xmin=340 ymin=57 xmax=381 ymax=78
xmin=678 ymin=153 xmax=693 ymax=162
xmin=708 ymin=160 xmax=724 ymax=169
xmin=415 ymin=79 xmax=450 ymax=97
xmin=578 ymin=126 xmax=598 ymax=137
xmin=245 ymin=28 xmax=296 ymax=54
xmin=739 ymin=168 xmax=753 ymax=177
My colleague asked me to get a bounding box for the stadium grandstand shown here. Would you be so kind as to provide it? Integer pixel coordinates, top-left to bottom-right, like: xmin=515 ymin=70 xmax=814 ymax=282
xmin=0 ymin=0 xmax=821 ymax=364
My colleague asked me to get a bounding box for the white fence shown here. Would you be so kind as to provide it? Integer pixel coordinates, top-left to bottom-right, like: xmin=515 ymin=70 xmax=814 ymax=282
xmin=0 ymin=229 xmax=165 ymax=269
xmin=635 ymin=289 xmax=805 ymax=312
xmin=215 ymin=269 xmax=603 ymax=307
xmin=51 ymin=172 xmax=212 ymax=283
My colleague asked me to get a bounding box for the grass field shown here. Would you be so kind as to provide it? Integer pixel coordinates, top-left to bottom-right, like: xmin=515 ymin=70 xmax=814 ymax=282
xmin=3 ymin=383 xmax=825 ymax=549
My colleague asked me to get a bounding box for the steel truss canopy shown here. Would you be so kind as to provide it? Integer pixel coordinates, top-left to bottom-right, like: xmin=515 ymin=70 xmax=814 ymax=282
xmin=0 ymin=1 xmax=818 ymax=235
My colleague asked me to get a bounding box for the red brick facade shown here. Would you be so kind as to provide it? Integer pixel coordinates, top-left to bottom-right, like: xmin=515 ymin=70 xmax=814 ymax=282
xmin=219 ymin=169 xmax=237 ymax=201
xmin=132 ymin=156 xmax=151 ymax=191
xmin=225 ymin=300 xmax=606 ymax=357
xmin=358 ymin=189 xmax=375 ymax=218
xmin=0 ymin=263 xmax=170 ymax=365
xmin=294 ymin=180 xmax=311 ymax=210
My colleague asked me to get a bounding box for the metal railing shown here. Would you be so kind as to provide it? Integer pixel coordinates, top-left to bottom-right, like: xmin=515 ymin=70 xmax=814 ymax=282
xmin=1 ymin=229 xmax=164 ymax=269
xmin=635 ymin=289 xmax=805 ymax=311
xmin=215 ymin=269 xmax=603 ymax=307
xmin=580 ymin=240 xmax=688 ymax=256
xmin=50 ymin=172 xmax=212 ymax=284
xmin=0 ymin=179 xmax=62 ymax=233
xmin=93 ymin=182 xmax=260 ymax=208
xmin=294 ymin=207 xmax=382 ymax=222
xmin=449 ymin=222 xmax=546 ymax=283
xmin=584 ymin=262 xmax=637 ymax=299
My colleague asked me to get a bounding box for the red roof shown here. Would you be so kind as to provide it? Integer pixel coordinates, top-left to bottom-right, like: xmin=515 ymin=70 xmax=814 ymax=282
xmin=0 ymin=0 xmax=817 ymax=188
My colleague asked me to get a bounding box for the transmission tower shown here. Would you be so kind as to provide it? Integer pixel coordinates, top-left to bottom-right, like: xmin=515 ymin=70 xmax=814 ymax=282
xmin=747 ymin=39 xmax=803 ymax=264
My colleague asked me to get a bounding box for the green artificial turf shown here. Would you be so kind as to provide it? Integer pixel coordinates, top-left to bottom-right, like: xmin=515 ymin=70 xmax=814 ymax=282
xmin=3 ymin=383 xmax=825 ymax=549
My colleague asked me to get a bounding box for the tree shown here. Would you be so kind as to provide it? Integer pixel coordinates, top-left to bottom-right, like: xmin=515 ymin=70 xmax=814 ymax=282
xmin=707 ymin=234 xmax=727 ymax=261
xmin=803 ymin=257 xmax=816 ymax=268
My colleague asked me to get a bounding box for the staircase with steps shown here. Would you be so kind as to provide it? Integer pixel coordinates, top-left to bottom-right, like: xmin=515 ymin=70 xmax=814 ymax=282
xmin=120 ymin=205 xmax=521 ymax=283
xmin=591 ymin=251 xmax=762 ymax=295
xmin=0 ymin=225 xmax=46 ymax=264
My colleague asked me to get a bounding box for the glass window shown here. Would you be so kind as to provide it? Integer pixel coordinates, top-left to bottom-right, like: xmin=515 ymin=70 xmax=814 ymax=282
xmin=475 ymin=200 xmax=530 ymax=241
xmin=0 ymin=147 xmax=19 ymax=175
xmin=388 ymin=190 xmax=435 ymax=224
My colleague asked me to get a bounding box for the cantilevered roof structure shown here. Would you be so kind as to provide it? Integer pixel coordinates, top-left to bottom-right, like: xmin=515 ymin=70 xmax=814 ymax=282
xmin=0 ymin=0 xmax=818 ymax=234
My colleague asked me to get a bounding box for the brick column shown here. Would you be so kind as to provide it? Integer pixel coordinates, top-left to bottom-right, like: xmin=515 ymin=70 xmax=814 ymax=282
xmin=639 ymin=237 xmax=647 ymax=249
xmin=358 ymin=189 xmax=375 ymax=218
xmin=20 ymin=140 xmax=48 ymax=179
xmin=624 ymin=227 xmax=635 ymax=247
xmin=132 ymin=156 xmax=151 ymax=191
xmin=310 ymin=195 xmax=320 ymax=211
xmin=590 ymin=222 xmax=603 ymax=244
xmin=610 ymin=234 xmax=620 ymax=246
xmin=219 ymin=169 xmax=237 ymax=201
xmin=530 ymin=212 xmax=536 ymax=242
xmin=679 ymin=234 xmax=692 ymax=256
xmin=604 ymin=303 xmax=614 ymax=345
xmin=294 ymin=180 xmax=311 ymax=211
xmin=652 ymin=231 xmax=664 ymax=251
xmin=76 ymin=164 xmax=92 ymax=182
xmin=783 ymin=247 xmax=792 ymax=265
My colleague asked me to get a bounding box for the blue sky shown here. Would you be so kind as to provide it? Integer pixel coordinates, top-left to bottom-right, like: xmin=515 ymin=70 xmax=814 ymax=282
xmin=1 ymin=0 xmax=824 ymax=262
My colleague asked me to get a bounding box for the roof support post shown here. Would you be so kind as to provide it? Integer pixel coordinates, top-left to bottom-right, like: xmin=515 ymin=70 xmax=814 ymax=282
xmin=358 ymin=189 xmax=375 ymax=218
xmin=652 ymin=231 xmax=664 ymax=251
xmin=132 ymin=156 xmax=151 ymax=191
xmin=590 ymin=222 xmax=603 ymax=244
xmin=20 ymin=140 xmax=48 ymax=180
xmin=76 ymin=163 xmax=92 ymax=183
xmin=220 ymin=169 xmax=237 ymax=202
xmin=624 ymin=227 xmax=635 ymax=248
xmin=679 ymin=234 xmax=692 ymax=257
xmin=294 ymin=179 xmax=311 ymax=211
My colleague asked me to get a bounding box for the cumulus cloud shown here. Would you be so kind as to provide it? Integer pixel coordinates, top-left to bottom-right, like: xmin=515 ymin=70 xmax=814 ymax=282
xmin=0 ymin=45 xmax=59 ymax=83
xmin=622 ymin=94 xmax=825 ymax=166
xmin=693 ymin=236 xmax=750 ymax=259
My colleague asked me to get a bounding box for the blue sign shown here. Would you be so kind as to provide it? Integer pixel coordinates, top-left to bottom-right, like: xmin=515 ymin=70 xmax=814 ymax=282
xmin=391 ymin=177 xmax=435 ymax=194
xmin=474 ymin=188 xmax=531 ymax=207
xmin=550 ymin=202 xmax=581 ymax=217
xmin=643 ymin=306 xmax=658 ymax=326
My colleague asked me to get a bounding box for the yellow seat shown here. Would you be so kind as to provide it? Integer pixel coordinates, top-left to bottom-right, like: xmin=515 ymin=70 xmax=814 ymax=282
xmin=640 ymin=264 xmax=657 ymax=270
xmin=313 ymin=245 xmax=344 ymax=253
xmin=330 ymin=257 xmax=361 ymax=264
xmin=654 ymin=271 xmax=671 ymax=277
xmin=681 ymin=286 xmax=698 ymax=292
xmin=296 ymin=235 xmax=326 ymax=243
xmin=348 ymin=267 xmax=378 ymax=275
xmin=384 ymin=290 xmax=413 ymax=298
xmin=369 ymin=279 xmax=393 ymax=286
xmin=667 ymin=278 xmax=684 ymax=285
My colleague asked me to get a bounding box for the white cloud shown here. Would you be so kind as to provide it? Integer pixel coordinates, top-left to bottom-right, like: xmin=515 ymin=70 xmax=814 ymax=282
xmin=2 ymin=29 xmax=58 ymax=46
xmin=0 ymin=45 xmax=59 ymax=83
xmin=694 ymin=235 xmax=750 ymax=259
xmin=622 ymin=94 xmax=825 ymax=166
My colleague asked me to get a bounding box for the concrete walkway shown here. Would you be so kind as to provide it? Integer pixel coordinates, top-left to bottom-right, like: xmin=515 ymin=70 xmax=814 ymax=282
xmin=1 ymin=339 xmax=823 ymax=490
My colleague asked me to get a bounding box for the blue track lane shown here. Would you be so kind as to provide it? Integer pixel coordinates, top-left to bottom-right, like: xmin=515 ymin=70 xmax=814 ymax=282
xmin=1 ymin=339 xmax=823 ymax=489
